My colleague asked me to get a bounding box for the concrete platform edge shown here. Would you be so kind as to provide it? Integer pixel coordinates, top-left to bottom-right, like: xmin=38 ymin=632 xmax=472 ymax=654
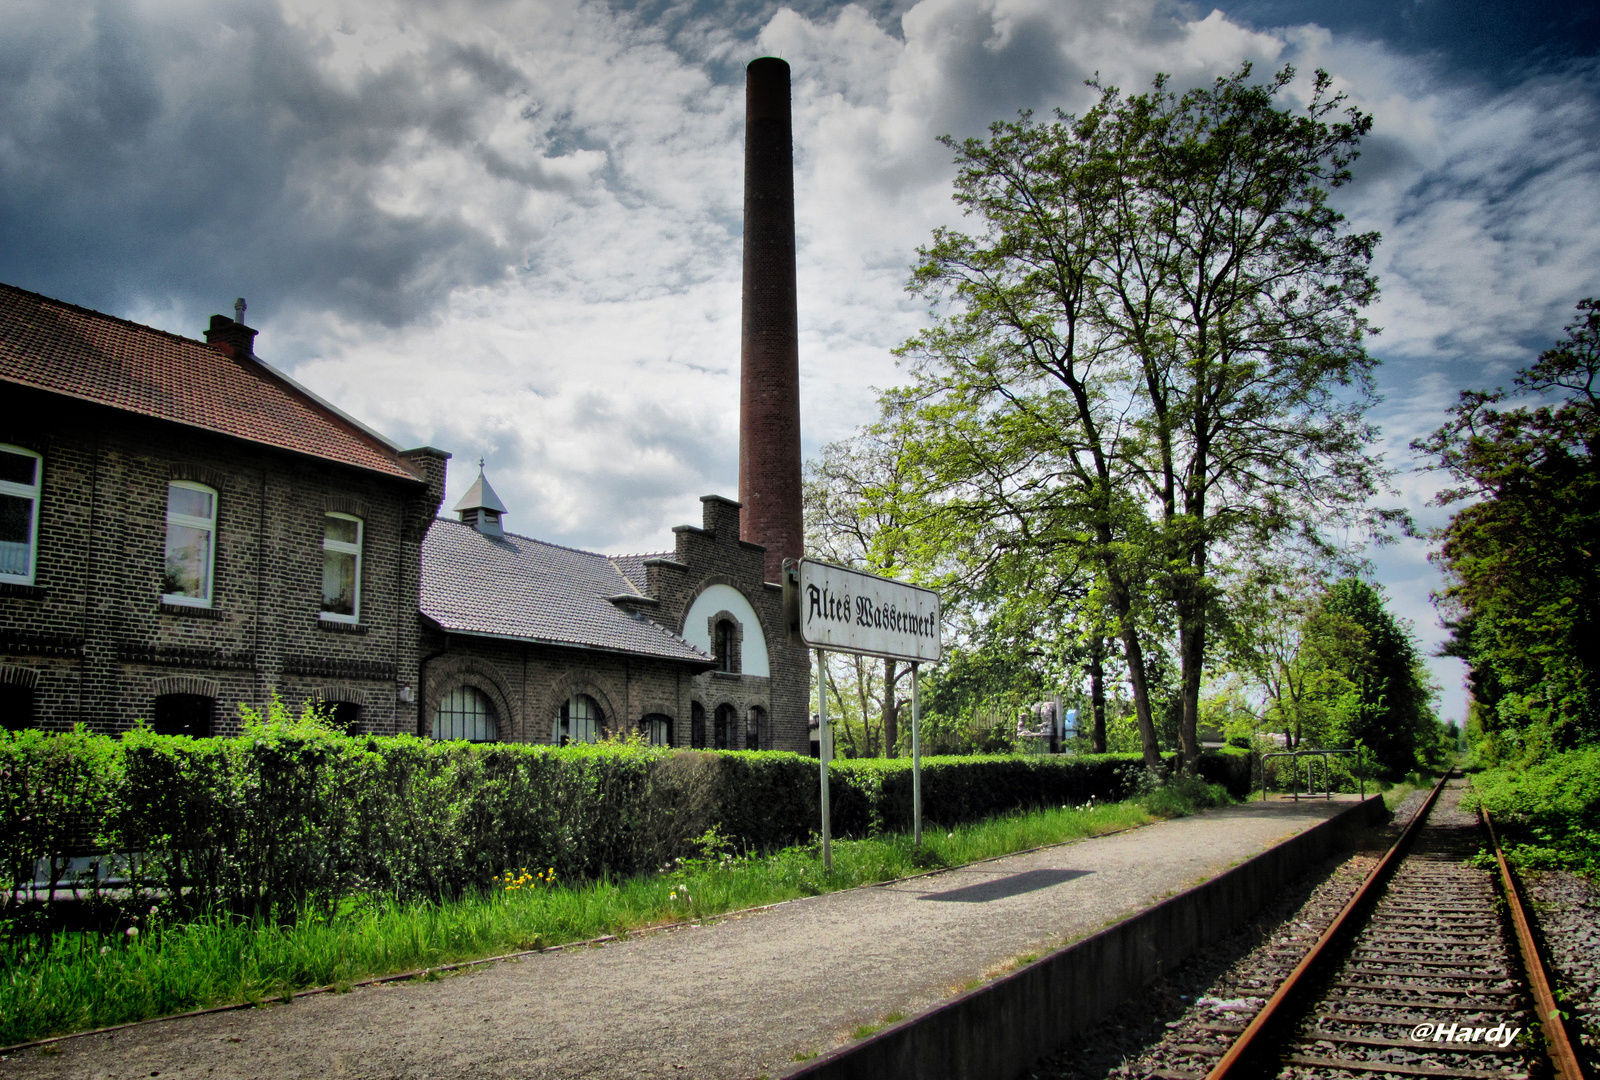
xmin=784 ymin=795 xmax=1388 ymax=1080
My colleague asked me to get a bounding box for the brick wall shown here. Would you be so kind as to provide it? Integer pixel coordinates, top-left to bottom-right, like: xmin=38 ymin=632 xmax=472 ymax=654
xmin=0 ymin=387 xmax=437 ymax=735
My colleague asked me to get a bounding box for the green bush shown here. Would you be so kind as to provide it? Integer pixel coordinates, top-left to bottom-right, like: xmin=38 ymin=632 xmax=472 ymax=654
xmin=0 ymin=712 xmax=1252 ymax=923
xmin=1464 ymin=745 xmax=1600 ymax=877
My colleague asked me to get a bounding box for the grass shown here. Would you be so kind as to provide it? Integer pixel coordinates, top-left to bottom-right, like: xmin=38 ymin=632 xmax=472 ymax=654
xmin=0 ymin=782 xmax=1228 ymax=1047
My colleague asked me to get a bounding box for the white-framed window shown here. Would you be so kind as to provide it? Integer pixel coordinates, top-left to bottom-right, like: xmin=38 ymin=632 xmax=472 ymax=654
xmin=433 ymin=685 xmax=497 ymax=742
xmin=0 ymin=444 xmax=41 ymax=585
xmin=558 ymin=694 xmax=601 ymax=745
xmin=321 ymin=512 xmax=363 ymax=622
xmin=162 ymin=481 xmax=217 ymax=607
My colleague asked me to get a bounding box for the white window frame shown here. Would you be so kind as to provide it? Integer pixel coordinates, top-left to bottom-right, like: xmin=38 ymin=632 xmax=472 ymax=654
xmin=0 ymin=444 xmax=42 ymax=586
xmin=320 ymin=512 xmax=364 ymax=624
xmin=162 ymin=480 xmax=217 ymax=608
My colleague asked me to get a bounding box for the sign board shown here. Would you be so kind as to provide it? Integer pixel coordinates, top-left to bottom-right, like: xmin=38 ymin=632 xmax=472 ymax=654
xmin=794 ymin=559 xmax=942 ymax=662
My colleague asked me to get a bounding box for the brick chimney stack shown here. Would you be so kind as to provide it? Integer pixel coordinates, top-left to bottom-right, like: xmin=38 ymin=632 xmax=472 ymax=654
xmin=204 ymin=313 xmax=258 ymax=358
xmin=739 ymin=56 xmax=803 ymax=584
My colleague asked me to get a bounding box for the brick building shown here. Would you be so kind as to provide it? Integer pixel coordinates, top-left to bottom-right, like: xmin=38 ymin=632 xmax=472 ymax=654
xmin=0 ymin=283 xmax=448 ymax=737
xmin=418 ymin=476 xmax=806 ymax=751
xmin=1 ymin=58 xmax=815 ymax=752
xmin=0 ymin=282 xmax=810 ymax=749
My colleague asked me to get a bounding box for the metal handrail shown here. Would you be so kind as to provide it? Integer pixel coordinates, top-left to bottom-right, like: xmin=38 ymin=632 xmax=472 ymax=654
xmin=1257 ymin=748 xmax=1362 ymax=801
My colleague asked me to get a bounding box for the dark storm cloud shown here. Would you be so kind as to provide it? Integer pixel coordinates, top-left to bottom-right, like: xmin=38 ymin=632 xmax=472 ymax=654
xmin=0 ymin=0 xmax=569 ymax=337
xmin=1218 ymin=0 xmax=1600 ymax=84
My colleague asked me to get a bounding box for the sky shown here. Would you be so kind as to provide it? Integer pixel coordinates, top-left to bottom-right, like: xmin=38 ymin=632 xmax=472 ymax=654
xmin=3 ymin=0 xmax=1598 ymax=723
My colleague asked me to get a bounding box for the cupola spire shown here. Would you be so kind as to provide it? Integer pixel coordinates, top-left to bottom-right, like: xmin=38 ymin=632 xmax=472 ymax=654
xmin=453 ymin=460 xmax=508 ymax=536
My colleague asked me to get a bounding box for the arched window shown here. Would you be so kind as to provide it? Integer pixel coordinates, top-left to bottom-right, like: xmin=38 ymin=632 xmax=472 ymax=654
xmin=714 ymin=619 xmax=737 ymax=673
xmin=746 ymin=706 xmax=766 ymax=751
xmin=154 ymin=693 xmax=214 ymax=738
xmin=325 ymin=701 xmax=363 ymax=735
xmin=433 ymin=686 xmax=497 ymax=742
xmin=714 ymin=703 xmax=737 ymax=750
xmin=162 ymin=481 xmax=217 ymax=607
xmin=559 ymin=694 xmax=601 ymax=745
xmin=0 ymin=444 xmax=42 ymax=586
xmin=1 ymin=683 xmax=35 ymax=732
xmin=640 ymin=713 xmax=672 ymax=747
xmin=690 ymin=701 xmax=706 ymax=748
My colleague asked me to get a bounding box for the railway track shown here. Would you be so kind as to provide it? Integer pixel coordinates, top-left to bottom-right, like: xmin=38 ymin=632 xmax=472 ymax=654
xmin=1200 ymin=771 xmax=1586 ymax=1080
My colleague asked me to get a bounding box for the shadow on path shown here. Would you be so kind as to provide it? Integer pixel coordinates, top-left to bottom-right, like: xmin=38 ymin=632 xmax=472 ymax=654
xmin=918 ymin=868 xmax=1093 ymax=903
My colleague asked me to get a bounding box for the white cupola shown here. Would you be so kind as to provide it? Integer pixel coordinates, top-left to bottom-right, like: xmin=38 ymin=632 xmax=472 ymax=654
xmin=453 ymin=460 xmax=508 ymax=536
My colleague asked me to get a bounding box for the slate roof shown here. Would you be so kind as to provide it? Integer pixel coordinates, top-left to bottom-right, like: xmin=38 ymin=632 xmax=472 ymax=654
xmin=453 ymin=469 xmax=508 ymax=514
xmin=609 ymin=552 xmax=668 ymax=594
xmin=0 ymin=281 xmax=420 ymax=482
xmin=421 ymin=519 xmax=712 ymax=664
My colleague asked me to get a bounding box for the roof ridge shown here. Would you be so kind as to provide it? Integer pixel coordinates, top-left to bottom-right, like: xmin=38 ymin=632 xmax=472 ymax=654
xmin=0 ymin=280 xmax=416 ymax=480
xmin=0 ymin=280 xmax=215 ymax=352
xmin=434 ymin=516 xmax=611 ymax=559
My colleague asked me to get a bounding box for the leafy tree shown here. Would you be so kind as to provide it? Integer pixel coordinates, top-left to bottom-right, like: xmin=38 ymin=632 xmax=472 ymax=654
xmin=1418 ymin=299 xmax=1600 ymax=761
xmin=1320 ymin=578 xmax=1438 ymax=776
xmin=890 ymin=63 xmax=1392 ymax=774
xmin=1227 ymin=565 xmax=1374 ymax=750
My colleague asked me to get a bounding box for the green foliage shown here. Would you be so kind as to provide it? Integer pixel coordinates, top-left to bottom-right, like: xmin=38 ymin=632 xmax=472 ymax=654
xmin=1 ymin=791 xmax=1196 ymax=1045
xmin=0 ymin=714 xmax=1256 ymax=928
xmin=879 ymin=62 xmax=1388 ymax=777
xmin=1320 ymin=578 xmax=1440 ymax=776
xmin=1421 ymin=299 xmax=1600 ymax=761
xmin=1464 ymin=746 xmax=1600 ymax=877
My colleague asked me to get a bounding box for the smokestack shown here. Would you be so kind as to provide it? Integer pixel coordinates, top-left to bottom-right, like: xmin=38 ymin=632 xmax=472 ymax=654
xmin=739 ymin=56 xmax=803 ymax=584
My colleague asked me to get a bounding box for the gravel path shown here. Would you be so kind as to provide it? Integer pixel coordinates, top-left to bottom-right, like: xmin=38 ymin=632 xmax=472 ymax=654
xmin=0 ymin=799 xmax=1359 ymax=1080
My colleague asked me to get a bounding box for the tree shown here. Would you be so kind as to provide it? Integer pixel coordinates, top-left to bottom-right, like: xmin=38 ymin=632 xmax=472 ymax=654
xmin=1320 ymin=578 xmax=1438 ymax=776
xmin=1418 ymin=299 xmax=1600 ymax=759
xmin=892 ymin=64 xmax=1392 ymax=774
xmin=1225 ymin=562 xmax=1374 ymax=750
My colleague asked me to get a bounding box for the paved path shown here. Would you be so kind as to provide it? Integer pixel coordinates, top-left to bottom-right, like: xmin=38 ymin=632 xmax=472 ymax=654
xmin=2 ymin=798 xmax=1362 ymax=1080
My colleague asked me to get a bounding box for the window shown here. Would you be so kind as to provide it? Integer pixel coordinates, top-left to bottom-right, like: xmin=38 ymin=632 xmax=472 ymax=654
xmin=153 ymin=694 xmax=214 ymax=738
xmin=321 ymin=513 xmax=363 ymax=622
xmin=559 ymin=694 xmax=601 ymax=745
xmin=690 ymin=701 xmax=706 ymax=749
xmin=746 ymin=706 xmax=765 ymax=751
xmin=714 ymin=703 xmax=737 ymax=750
xmin=0 ymin=444 xmax=41 ymax=585
xmin=325 ymin=701 xmax=362 ymax=735
xmin=162 ymin=482 xmax=216 ymax=607
xmin=641 ymin=713 xmax=672 ymax=747
xmin=1 ymin=683 xmax=35 ymax=732
xmin=433 ymin=686 xmax=497 ymax=742
xmin=714 ymin=619 xmax=738 ymax=673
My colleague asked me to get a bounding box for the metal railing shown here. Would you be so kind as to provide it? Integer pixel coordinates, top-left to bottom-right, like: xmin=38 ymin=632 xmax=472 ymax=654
xmin=1257 ymin=748 xmax=1362 ymax=800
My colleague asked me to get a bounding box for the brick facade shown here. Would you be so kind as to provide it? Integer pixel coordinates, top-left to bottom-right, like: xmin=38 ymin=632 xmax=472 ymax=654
xmin=419 ymin=495 xmax=810 ymax=751
xmin=0 ymin=384 xmax=443 ymax=736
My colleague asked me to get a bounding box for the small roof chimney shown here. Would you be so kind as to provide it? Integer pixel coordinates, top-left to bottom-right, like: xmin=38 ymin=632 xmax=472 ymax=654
xmin=453 ymin=460 xmax=508 ymax=536
xmin=205 ymin=301 xmax=258 ymax=358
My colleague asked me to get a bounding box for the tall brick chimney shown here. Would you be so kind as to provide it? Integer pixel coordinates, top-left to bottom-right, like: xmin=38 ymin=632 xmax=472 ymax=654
xmin=739 ymin=56 xmax=803 ymax=584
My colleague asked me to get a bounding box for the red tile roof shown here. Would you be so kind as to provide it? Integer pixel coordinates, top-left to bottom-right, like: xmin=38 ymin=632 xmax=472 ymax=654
xmin=0 ymin=282 xmax=420 ymax=482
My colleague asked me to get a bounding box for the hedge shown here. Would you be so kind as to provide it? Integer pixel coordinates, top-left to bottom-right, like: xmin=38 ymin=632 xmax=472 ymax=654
xmin=1 ymin=723 xmax=1252 ymax=921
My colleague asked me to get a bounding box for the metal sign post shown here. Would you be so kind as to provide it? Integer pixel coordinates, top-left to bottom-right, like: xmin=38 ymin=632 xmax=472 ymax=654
xmin=789 ymin=559 xmax=942 ymax=861
xmin=816 ymin=648 xmax=832 ymax=871
xmin=911 ymin=660 xmax=922 ymax=846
